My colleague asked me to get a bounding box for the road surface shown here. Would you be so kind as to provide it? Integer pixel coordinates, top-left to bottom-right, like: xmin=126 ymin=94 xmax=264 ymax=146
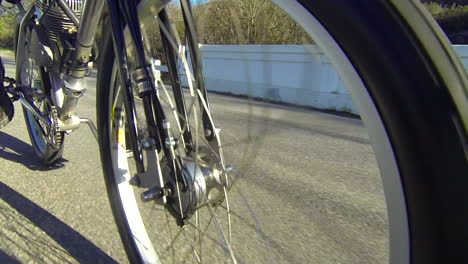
xmin=0 ymin=55 xmax=388 ymax=263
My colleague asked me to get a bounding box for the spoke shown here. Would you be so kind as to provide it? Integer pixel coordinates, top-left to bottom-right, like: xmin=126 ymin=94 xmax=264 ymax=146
xmin=208 ymin=204 xmax=238 ymax=264
xmin=193 ymin=94 xmax=201 ymax=215
xmin=164 ymin=210 xmax=176 ymax=264
xmin=196 ymin=209 xmax=202 ymax=263
xmin=144 ymin=200 xmax=166 ymax=230
xmin=186 ymin=216 xmax=227 ymax=250
xmin=182 ymin=228 xmax=202 ymax=263
xmin=195 ymin=89 xmax=225 ymax=164
xmin=218 ymin=205 xmax=243 ymax=222
xmin=173 ymin=163 xmax=185 ymax=221
xmin=158 ymin=80 xmax=197 ymax=145
xmin=162 ymin=227 xmax=184 ymax=255
xmin=198 ymin=135 xmax=222 ymax=163
xmin=178 ymin=44 xmax=197 ymax=96
xmin=159 ymin=80 xmax=187 ymax=147
xmin=224 ymin=186 xmax=233 ymax=244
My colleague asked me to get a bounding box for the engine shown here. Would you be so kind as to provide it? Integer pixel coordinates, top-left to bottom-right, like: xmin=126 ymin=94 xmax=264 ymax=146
xmin=36 ymin=0 xmax=84 ymax=41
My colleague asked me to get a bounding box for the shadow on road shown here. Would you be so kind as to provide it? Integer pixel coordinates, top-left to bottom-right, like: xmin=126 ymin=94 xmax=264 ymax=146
xmin=0 ymin=250 xmax=21 ymax=264
xmin=0 ymin=181 xmax=118 ymax=263
xmin=0 ymin=132 xmax=68 ymax=171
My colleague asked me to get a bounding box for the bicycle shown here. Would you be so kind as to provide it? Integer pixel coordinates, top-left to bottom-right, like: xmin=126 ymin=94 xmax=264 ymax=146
xmin=0 ymin=0 xmax=467 ymax=263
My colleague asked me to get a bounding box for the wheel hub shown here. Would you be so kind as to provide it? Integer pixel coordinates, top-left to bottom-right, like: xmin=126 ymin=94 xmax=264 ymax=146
xmin=165 ymin=153 xmax=227 ymax=224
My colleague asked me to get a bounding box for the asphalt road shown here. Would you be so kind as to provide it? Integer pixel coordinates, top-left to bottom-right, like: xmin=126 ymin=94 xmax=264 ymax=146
xmin=0 ymin=55 xmax=388 ymax=263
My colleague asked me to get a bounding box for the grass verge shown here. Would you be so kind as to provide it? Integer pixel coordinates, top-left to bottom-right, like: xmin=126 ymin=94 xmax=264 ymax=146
xmin=0 ymin=47 xmax=14 ymax=57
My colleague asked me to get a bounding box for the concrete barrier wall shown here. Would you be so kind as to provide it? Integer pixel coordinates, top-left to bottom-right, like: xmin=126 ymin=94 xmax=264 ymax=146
xmin=181 ymin=45 xmax=468 ymax=115
xmin=454 ymin=45 xmax=468 ymax=70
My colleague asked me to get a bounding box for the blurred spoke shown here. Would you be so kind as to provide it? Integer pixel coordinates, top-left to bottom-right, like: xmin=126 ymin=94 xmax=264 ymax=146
xmin=162 ymin=228 xmax=184 ymax=255
xmin=164 ymin=211 xmax=176 ymax=264
xmin=182 ymin=228 xmax=202 ymax=263
xmin=208 ymin=205 xmax=238 ymax=264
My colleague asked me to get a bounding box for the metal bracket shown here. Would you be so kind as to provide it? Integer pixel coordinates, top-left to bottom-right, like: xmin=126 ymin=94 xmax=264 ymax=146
xmin=133 ymin=148 xmax=168 ymax=205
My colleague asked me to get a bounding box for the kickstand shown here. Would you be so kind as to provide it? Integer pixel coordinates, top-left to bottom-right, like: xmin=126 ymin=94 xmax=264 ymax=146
xmin=80 ymin=118 xmax=98 ymax=141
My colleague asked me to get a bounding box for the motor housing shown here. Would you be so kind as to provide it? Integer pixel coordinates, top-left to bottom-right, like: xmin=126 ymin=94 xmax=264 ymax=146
xmin=36 ymin=0 xmax=84 ymax=42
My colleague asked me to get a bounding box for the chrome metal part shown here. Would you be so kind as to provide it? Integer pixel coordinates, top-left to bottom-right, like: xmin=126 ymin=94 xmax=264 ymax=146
xmin=80 ymin=117 xmax=98 ymax=140
xmin=55 ymin=114 xmax=97 ymax=139
xmin=64 ymin=68 xmax=87 ymax=93
xmin=56 ymin=113 xmax=80 ymax=130
xmin=56 ymin=0 xmax=79 ymax=27
xmin=141 ymin=187 xmax=163 ymax=202
xmin=132 ymin=66 xmax=152 ymax=95
xmin=169 ymin=155 xmax=227 ymax=219
xmin=150 ymin=58 xmax=162 ymax=88
xmin=74 ymin=0 xmax=104 ymax=63
xmin=59 ymin=75 xmax=85 ymax=119
xmin=136 ymin=149 xmax=168 ymax=204
xmin=48 ymin=105 xmax=62 ymax=149
xmin=139 ymin=138 xmax=156 ymax=150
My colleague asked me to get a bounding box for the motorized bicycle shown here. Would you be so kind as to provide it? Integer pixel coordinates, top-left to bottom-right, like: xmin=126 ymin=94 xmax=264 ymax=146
xmin=0 ymin=0 xmax=467 ymax=263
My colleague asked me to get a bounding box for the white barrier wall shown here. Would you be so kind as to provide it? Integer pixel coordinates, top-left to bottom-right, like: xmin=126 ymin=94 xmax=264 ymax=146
xmin=454 ymin=45 xmax=468 ymax=70
xmin=181 ymin=45 xmax=468 ymax=115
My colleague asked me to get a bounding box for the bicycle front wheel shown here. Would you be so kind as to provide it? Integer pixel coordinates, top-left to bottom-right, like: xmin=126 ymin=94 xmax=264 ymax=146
xmin=97 ymin=0 xmax=468 ymax=263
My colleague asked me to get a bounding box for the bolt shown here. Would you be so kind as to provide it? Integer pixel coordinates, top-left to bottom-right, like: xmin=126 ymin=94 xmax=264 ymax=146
xmin=140 ymin=138 xmax=152 ymax=149
xmin=141 ymin=187 xmax=163 ymax=202
xmin=165 ymin=137 xmax=176 ymax=147
xmin=129 ymin=175 xmax=141 ymax=186
xmin=162 ymin=120 xmax=170 ymax=129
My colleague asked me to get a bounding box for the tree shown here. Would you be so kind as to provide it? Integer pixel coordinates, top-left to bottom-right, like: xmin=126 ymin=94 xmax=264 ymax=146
xmin=421 ymin=0 xmax=468 ymax=6
xmin=0 ymin=9 xmax=16 ymax=48
xmin=197 ymin=0 xmax=313 ymax=44
xmin=422 ymin=1 xmax=468 ymax=43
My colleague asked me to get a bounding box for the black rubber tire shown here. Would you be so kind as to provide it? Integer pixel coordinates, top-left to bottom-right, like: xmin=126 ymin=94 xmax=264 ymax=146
xmin=17 ymin=27 xmax=65 ymax=165
xmin=0 ymin=57 xmax=14 ymax=129
xmin=23 ymin=110 xmax=65 ymax=165
xmin=97 ymin=22 xmax=143 ymax=263
xmin=0 ymin=89 xmax=14 ymax=129
xmin=297 ymin=0 xmax=468 ymax=263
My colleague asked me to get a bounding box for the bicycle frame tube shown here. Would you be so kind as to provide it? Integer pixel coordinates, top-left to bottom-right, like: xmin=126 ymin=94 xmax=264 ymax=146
xmin=72 ymin=0 xmax=104 ymax=76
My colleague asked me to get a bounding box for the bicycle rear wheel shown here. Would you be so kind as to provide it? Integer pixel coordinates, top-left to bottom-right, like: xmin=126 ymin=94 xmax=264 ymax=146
xmin=17 ymin=25 xmax=64 ymax=165
xmin=97 ymin=0 xmax=468 ymax=263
